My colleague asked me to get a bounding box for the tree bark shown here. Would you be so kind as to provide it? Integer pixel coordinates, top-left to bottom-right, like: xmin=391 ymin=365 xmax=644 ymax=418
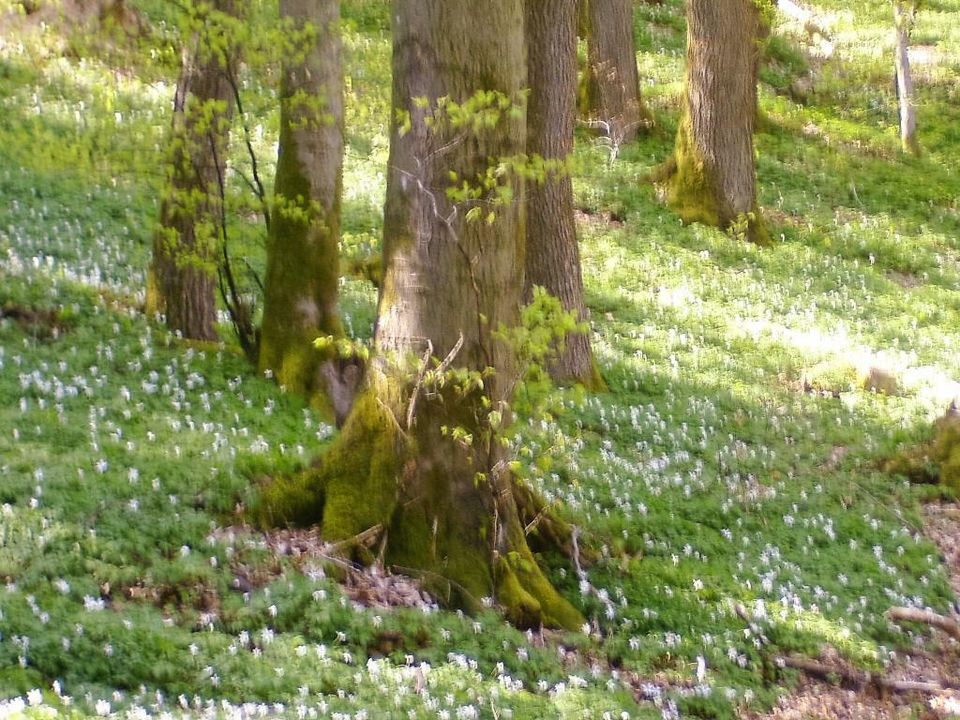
xmin=146 ymin=0 xmax=238 ymax=341
xmin=259 ymin=0 xmax=350 ymax=416
xmin=893 ymin=1 xmax=920 ymax=155
xmin=581 ymin=0 xmax=651 ymax=148
xmin=666 ymin=0 xmax=769 ymax=245
xmin=525 ymin=0 xmax=603 ymax=390
xmin=258 ymin=0 xmax=583 ymax=630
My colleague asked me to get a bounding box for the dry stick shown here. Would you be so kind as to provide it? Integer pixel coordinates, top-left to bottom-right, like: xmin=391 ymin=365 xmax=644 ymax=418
xmin=406 ymin=339 xmax=434 ymax=431
xmin=570 ymin=525 xmax=586 ymax=582
xmin=523 ymin=504 xmax=551 ymax=537
xmin=888 ymin=606 xmax=960 ymax=642
xmin=435 ymin=332 xmax=465 ymax=376
xmin=404 ymin=332 xmax=465 ymax=431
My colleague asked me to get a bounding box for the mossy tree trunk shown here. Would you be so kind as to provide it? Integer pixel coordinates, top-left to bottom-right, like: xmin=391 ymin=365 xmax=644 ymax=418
xmin=525 ymin=0 xmax=604 ymax=390
xmin=666 ymin=0 xmax=769 ymax=245
xmin=259 ymin=0 xmax=350 ymax=418
xmin=260 ymin=0 xmax=584 ymax=630
xmin=581 ymin=0 xmax=651 ymax=148
xmin=893 ymin=1 xmax=920 ymax=155
xmin=146 ymin=0 xmax=238 ymax=341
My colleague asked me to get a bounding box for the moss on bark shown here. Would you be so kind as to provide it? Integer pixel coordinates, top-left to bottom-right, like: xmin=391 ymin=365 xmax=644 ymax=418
xmin=495 ymin=550 xmax=583 ymax=630
xmin=665 ymin=0 xmax=770 ymax=247
xmin=667 ymin=112 xmax=722 ymax=229
xmin=316 ymin=392 xmax=403 ymax=542
xmin=883 ymin=408 xmax=960 ymax=493
xmin=259 ymin=0 xmax=344 ymax=413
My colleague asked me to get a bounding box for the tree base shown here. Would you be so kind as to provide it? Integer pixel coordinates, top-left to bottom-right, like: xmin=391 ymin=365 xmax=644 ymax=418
xmin=661 ymin=154 xmax=771 ymax=247
xmin=255 ymin=390 xmax=585 ymax=630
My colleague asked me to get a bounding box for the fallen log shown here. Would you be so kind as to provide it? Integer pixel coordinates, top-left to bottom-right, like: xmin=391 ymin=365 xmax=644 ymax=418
xmin=888 ymin=606 xmax=960 ymax=642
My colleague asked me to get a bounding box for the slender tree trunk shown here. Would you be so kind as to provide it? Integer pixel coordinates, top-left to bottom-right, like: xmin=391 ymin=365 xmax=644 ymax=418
xmin=525 ymin=0 xmax=603 ymax=390
xmin=146 ymin=0 xmax=237 ymax=340
xmin=581 ymin=0 xmax=651 ymax=148
xmin=893 ymin=1 xmax=920 ymax=155
xmin=666 ymin=0 xmax=769 ymax=245
xmin=259 ymin=0 xmax=351 ymax=417
xmin=258 ymin=0 xmax=583 ymax=630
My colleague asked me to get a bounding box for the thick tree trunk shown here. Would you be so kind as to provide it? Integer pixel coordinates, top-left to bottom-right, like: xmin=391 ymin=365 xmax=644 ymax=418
xmin=525 ymin=0 xmax=603 ymax=390
xmin=666 ymin=0 xmax=769 ymax=245
xmin=259 ymin=0 xmax=583 ymax=630
xmin=893 ymin=1 xmax=920 ymax=155
xmin=146 ymin=0 xmax=237 ymax=341
xmin=581 ymin=0 xmax=651 ymax=148
xmin=259 ymin=0 xmax=349 ymax=416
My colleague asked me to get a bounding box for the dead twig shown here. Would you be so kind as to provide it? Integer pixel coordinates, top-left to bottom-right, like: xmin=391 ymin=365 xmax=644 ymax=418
xmin=435 ymin=332 xmax=465 ymax=376
xmin=406 ymin=339 xmax=434 ymax=431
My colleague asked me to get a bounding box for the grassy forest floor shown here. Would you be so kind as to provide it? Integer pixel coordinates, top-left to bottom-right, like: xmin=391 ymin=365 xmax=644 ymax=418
xmin=2 ymin=0 xmax=960 ymax=718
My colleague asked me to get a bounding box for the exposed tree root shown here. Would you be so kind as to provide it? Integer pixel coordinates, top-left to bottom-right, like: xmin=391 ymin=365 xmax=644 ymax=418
xmin=513 ymin=479 xmax=579 ymax=558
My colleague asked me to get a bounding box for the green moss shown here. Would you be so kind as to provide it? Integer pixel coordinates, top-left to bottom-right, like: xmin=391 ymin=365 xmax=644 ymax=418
xmin=884 ymin=409 xmax=960 ymax=493
xmin=583 ymin=354 xmax=608 ymax=393
xmin=319 ymin=392 xmax=403 ymax=543
xmin=932 ymin=411 xmax=960 ymax=493
xmin=259 ymin=122 xmax=344 ymax=410
xmin=252 ymin=390 xmax=404 ymax=539
xmin=144 ymin=267 xmax=164 ymax=317
xmin=253 ymin=469 xmax=324 ymax=528
xmin=387 ymin=502 xmax=492 ymax=612
xmin=801 ymin=359 xmax=860 ymax=396
xmin=666 ymin=109 xmax=770 ymax=246
xmin=495 ymin=550 xmax=584 ymax=631
xmin=802 ymin=358 xmax=900 ymax=397
xmin=666 ymin=112 xmax=723 ymax=230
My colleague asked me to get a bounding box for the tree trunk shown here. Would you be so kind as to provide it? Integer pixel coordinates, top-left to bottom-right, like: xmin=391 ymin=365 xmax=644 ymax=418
xmin=258 ymin=0 xmax=583 ymax=630
xmin=581 ymin=0 xmax=651 ymax=148
xmin=666 ymin=0 xmax=769 ymax=245
xmin=893 ymin=1 xmax=920 ymax=155
xmin=525 ymin=0 xmax=604 ymax=390
xmin=259 ymin=0 xmax=350 ymax=417
xmin=146 ymin=0 xmax=238 ymax=341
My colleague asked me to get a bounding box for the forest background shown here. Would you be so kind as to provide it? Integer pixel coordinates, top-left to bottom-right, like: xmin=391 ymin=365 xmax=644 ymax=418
xmin=1 ymin=0 xmax=960 ymax=718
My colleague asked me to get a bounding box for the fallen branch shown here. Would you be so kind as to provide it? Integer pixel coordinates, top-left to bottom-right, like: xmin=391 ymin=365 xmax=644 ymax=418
xmin=322 ymin=524 xmax=384 ymax=556
xmin=888 ymin=606 xmax=960 ymax=642
xmin=776 ymin=655 xmax=960 ymax=694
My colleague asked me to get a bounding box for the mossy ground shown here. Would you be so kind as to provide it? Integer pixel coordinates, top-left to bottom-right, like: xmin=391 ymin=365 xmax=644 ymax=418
xmin=1 ymin=0 xmax=960 ymax=718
